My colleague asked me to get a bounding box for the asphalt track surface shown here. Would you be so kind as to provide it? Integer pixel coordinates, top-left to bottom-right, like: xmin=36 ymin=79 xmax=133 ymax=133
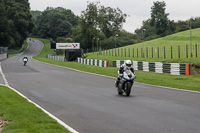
xmin=1 ymin=39 xmax=200 ymax=133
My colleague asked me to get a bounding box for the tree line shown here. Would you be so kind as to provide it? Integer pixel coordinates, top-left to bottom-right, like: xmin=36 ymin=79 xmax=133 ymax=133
xmin=32 ymin=1 xmax=200 ymax=50
xmin=1 ymin=1 xmax=200 ymax=50
xmin=31 ymin=1 xmax=133 ymax=50
xmin=135 ymin=1 xmax=200 ymax=42
xmin=0 ymin=0 xmax=33 ymax=48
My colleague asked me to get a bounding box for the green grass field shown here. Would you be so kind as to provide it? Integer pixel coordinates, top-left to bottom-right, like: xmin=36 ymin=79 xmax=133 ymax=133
xmin=0 ymin=85 xmax=70 ymax=133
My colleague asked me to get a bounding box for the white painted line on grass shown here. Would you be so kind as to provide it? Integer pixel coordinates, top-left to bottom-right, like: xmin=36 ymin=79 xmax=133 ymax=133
xmin=0 ymin=62 xmax=79 ymax=133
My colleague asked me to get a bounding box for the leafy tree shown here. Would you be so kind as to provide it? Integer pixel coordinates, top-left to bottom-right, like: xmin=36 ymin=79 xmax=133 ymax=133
xmin=79 ymin=2 xmax=99 ymax=49
xmin=33 ymin=7 xmax=78 ymax=39
xmin=98 ymin=6 xmax=127 ymax=38
xmin=168 ymin=20 xmax=176 ymax=34
xmin=192 ymin=17 xmax=200 ymax=28
xmin=175 ymin=20 xmax=189 ymax=32
xmin=150 ymin=1 xmax=170 ymax=36
xmin=134 ymin=19 xmax=159 ymax=41
xmin=4 ymin=0 xmax=33 ymax=48
xmin=76 ymin=1 xmax=127 ymax=49
xmin=31 ymin=10 xmax=42 ymax=35
xmin=134 ymin=1 xmax=178 ymax=42
xmin=101 ymin=30 xmax=135 ymax=49
xmin=0 ymin=0 xmax=10 ymax=47
xmin=56 ymin=37 xmax=73 ymax=43
xmin=71 ymin=25 xmax=82 ymax=43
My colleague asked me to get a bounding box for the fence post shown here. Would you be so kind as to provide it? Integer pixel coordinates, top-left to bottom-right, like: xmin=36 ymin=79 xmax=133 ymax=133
xmin=128 ymin=48 xmax=130 ymax=57
xmin=121 ymin=48 xmax=123 ymax=56
xmin=99 ymin=47 xmax=101 ymax=55
xmin=186 ymin=45 xmax=188 ymax=58
xmin=99 ymin=48 xmax=101 ymax=55
xmin=141 ymin=48 xmax=143 ymax=57
xmin=152 ymin=47 xmax=153 ymax=58
xmin=133 ymin=48 xmax=134 ymax=57
xmin=157 ymin=47 xmax=159 ymax=58
xmin=164 ymin=46 xmax=166 ymax=58
xmin=125 ymin=48 xmax=126 ymax=57
xmin=137 ymin=48 xmax=138 ymax=58
xmin=196 ymin=44 xmax=198 ymax=57
xmin=146 ymin=47 xmax=148 ymax=58
xmin=171 ymin=46 xmax=173 ymax=59
xmin=178 ymin=45 xmax=180 ymax=58
xmin=112 ymin=49 xmax=113 ymax=56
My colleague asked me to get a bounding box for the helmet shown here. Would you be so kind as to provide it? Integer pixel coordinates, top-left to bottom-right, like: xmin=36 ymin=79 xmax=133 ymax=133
xmin=125 ymin=60 xmax=132 ymax=68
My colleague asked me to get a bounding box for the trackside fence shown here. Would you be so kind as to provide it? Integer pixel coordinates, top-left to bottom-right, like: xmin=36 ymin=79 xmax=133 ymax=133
xmin=46 ymin=54 xmax=65 ymax=61
xmin=113 ymin=60 xmax=190 ymax=75
xmin=77 ymin=58 xmax=108 ymax=67
xmin=84 ymin=44 xmax=200 ymax=59
xmin=0 ymin=47 xmax=8 ymax=61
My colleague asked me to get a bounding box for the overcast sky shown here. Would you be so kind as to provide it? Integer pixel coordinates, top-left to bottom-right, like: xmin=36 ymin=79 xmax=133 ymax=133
xmin=29 ymin=0 xmax=200 ymax=33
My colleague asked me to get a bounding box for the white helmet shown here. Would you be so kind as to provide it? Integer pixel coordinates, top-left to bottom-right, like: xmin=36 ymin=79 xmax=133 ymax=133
xmin=125 ymin=60 xmax=132 ymax=69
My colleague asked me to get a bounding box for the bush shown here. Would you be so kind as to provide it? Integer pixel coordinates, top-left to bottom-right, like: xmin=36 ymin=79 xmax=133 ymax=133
xmin=56 ymin=37 xmax=73 ymax=43
xmin=56 ymin=49 xmax=64 ymax=55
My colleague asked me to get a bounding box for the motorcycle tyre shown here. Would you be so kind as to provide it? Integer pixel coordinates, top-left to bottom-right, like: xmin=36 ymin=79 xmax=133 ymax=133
xmin=24 ymin=61 xmax=27 ymax=66
xmin=118 ymin=91 xmax=123 ymax=95
xmin=117 ymin=86 xmax=123 ymax=95
xmin=125 ymin=82 xmax=132 ymax=96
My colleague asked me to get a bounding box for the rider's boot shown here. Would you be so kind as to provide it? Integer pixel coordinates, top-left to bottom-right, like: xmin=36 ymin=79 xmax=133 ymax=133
xmin=115 ymin=81 xmax=119 ymax=87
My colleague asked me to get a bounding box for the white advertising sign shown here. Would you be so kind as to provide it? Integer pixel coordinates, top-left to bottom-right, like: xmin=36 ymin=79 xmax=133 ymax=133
xmin=56 ymin=43 xmax=80 ymax=49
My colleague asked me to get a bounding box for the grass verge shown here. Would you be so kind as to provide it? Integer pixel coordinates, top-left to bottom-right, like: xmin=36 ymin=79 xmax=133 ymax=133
xmin=8 ymin=41 xmax=29 ymax=58
xmin=0 ymin=85 xmax=70 ymax=133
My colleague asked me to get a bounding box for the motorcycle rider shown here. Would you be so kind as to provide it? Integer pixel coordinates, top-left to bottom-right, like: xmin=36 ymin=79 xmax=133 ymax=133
xmin=115 ymin=60 xmax=135 ymax=87
xmin=22 ymin=55 xmax=28 ymax=65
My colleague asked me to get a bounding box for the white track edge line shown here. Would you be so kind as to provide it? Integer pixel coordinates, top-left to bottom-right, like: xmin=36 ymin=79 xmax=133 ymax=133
xmin=0 ymin=62 xmax=8 ymax=86
xmin=0 ymin=62 xmax=79 ymax=133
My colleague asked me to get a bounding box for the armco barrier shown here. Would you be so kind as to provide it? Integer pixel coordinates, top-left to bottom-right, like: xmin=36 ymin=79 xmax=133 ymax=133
xmin=46 ymin=54 xmax=65 ymax=61
xmin=0 ymin=54 xmax=7 ymax=61
xmin=113 ymin=60 xmax=190 ymax=75
xmin=77 ymin=58 xmax=108 ymax=67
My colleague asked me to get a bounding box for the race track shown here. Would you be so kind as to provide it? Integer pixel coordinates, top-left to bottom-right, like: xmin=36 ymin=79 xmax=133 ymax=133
xmin=1 ymin=39 xmax=200 ymax=133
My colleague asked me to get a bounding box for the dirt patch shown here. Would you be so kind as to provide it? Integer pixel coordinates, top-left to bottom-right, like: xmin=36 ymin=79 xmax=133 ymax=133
xmin=0 ymin=116 xmax=9 ymax=133
xmin=191 ymin=70 xmax=200 ymax=75
xmin=191 ymin=64 xmax=200 ymax=76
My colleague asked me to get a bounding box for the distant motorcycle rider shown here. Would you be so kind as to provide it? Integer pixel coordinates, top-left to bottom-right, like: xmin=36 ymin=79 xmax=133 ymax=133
xmin=115 ymin=60 xmax=135 ymax=87
xmin=22 ymin=55 xmax=28 ymax=66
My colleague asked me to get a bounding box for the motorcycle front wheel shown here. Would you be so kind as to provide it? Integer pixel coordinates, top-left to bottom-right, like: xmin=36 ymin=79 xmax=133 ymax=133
xmin=124 ymin=82 xmax=132 ymax=96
